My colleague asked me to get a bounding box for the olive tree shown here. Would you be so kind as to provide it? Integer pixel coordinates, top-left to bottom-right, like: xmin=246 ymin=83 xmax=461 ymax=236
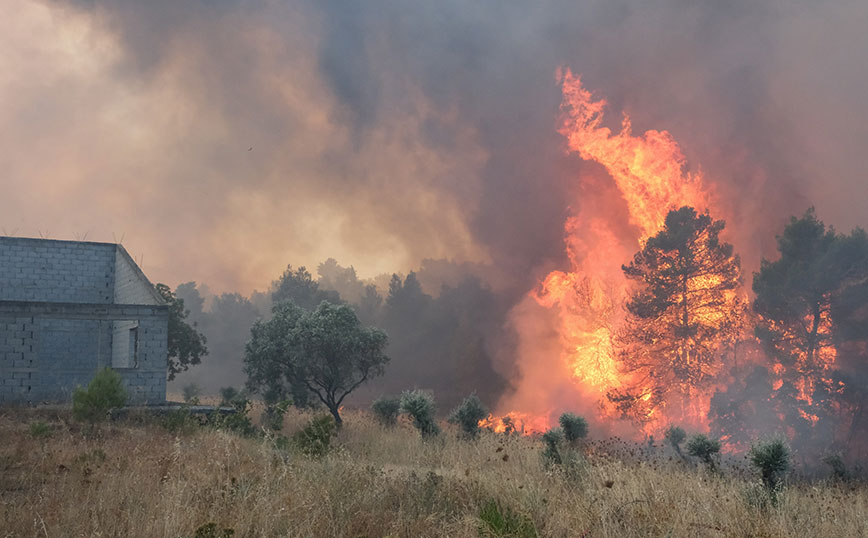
xmin=245 ymin=301 xmax=389 ymax=426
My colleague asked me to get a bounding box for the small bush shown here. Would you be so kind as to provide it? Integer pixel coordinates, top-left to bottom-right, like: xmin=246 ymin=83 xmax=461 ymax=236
xmin=558 ymin=412 xmax=588 ymax=443
xmin=400 ymin=390 xmax=440 ymax=438
xmin=686 ymin=434 xmax=721 ymax=470
xmin=292 ymin=415 xmax=336 ymax=457
xmin=478 ymin=499 xmax=538 ymax=538
xmin=72 ymin=368 xmax=127 ymax=422
xmin=541 ymin=428 xmax=564 ymax=466
xmin=261 ymin=399 xmax=291 ymax=432
xmin=29 ymin=421 xmax=52 ymax=438
xmin=448 ymin=393 xmax=488 ymax=439
xmin=182 ymin=384 xmax=201 ymax=405
xmin=191 ymin=522 xmax=235 ymax=538
xmin=161 ymin=407 xmax=200 ymax=435
xmin=212 ymin=397 xmax=256 ymax=437
xmin=371 ymin=395 xmax=401 ymax=427
xmin=664 ymin=425 xmax=686 ymax=456
xmin=749 ymin=438 xmax=791 ymax=492
xmin=218 ymin=387 xmax=239 ymax=407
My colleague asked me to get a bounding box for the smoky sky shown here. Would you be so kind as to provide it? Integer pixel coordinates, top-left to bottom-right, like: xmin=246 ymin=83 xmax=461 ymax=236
xmin=2 ymin=0 xmax=867 ymax=294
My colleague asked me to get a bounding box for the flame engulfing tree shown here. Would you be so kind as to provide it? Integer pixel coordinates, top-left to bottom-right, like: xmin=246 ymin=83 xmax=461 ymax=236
xmin=610 ymin=206 xmax=742 ymax=424
xmin=709 ymin=209 xmax=868 ymax=455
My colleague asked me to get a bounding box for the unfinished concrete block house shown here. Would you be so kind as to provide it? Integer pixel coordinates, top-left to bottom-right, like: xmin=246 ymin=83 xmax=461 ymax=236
xmin=0 ymin=237 xmax=168 ymax=405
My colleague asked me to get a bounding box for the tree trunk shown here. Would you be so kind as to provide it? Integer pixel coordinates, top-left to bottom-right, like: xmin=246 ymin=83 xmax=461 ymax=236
xmin=328 ymin=400 xmax=343 ymax=428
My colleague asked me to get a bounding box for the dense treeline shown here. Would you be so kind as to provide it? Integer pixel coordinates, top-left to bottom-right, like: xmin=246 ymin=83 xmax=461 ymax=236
xmin=172 ymin=259 xmax=509 ymax=412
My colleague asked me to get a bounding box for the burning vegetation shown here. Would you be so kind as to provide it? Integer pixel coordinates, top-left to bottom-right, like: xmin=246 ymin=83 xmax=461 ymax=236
xmin=499 ymin=71 xmax=868 ymax=461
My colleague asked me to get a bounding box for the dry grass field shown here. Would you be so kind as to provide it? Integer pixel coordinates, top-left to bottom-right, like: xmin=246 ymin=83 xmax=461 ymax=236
xmin=1 ymin=406 xmax=866 ymax=538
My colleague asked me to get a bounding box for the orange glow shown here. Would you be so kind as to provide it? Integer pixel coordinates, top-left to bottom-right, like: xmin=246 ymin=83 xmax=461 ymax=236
xmin=514 ymin=70 xmax=728 ymax=435
xmin=478 ymin=412 xmax=551 ymax=435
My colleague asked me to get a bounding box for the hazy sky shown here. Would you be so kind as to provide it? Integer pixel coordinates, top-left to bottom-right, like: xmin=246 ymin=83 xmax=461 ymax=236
xmin=3 ymin=0 xmax=866 ymax=293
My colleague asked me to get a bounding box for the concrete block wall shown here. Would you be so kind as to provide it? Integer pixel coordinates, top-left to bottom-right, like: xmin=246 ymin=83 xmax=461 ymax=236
xmin=0 ymin=317 xmax=37 ymax=402
xmin=31 ymin=318 xmax=108 ymax=403
xmin=0 ymin=238 xmax=115 ymax=304
xmin=114 ymin=247 xmax=161 ymax=305
xmin=0 ymin=235 xmax=170 ymax=406
xmin=117 ymin=316 xmax=167 ymax=404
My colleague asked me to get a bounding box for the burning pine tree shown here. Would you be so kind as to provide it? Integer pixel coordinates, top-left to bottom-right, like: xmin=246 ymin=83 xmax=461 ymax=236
xmin=610 ymin=207 xmax=742 ymax=426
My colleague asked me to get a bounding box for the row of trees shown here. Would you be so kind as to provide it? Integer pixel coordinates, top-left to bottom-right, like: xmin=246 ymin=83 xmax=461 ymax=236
xmin=610 ymin=206 xmax=868 ymax=456
xmin=167 ymin=257 xmax=510 ymax=416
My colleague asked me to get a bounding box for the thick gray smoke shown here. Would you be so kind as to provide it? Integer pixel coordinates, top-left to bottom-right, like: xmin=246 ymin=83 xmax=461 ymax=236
xmin=7 ymin=1 xmax=866 ymax=293
xmin=4 ymin=1 xmax=868 ymax=426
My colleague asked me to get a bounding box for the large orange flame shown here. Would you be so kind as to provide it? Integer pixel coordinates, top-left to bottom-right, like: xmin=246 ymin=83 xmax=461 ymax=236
xmin=499 ymin=70 xmax=722 ymax=435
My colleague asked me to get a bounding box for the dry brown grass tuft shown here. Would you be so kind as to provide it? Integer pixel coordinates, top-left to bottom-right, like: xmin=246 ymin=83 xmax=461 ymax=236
xmin=1 ymin=407 xmax=866 ymax=537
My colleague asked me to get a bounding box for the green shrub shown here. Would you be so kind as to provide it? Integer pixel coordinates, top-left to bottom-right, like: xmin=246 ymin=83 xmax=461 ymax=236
xmin=749 ymin=438 xmax=791 ymax=492
xmin=558 ymin=412 xmax=588 ymax=443
xmin=182 ymin=383 xmax=201 ymax=405
xmin=400 ymin=390 xmax=440 ymax=438
xmin=212 ymin=397 xmax=256 ymax=437
xmin=541 ymin=428 xmax=564 ymax=466
xmin=448 ymin=393 xmax=488 ymax=439
xmin=261 ymin=398 xmax=291 ymax=432
xmin=823 ymin=453 xmax=850 ymax=482
xmin=686 ymin=434 xmax=721 ymax=470
xmin=478 ymin=499 xmax=538 ymax=538
xmin=72 ymin=367 xmax=127 ymax=422
xmin=218 ymin=387 xmax=239 ymax=407
xmin=371 ymin=395 xmax=401 ymax=427
xmin=292 ymin=415 xmax=336 ymax=457
xmin=664 ymin=425 xmax=687 ymax=456
xmin=191 ymin=522 xmax=235 ymax=538
xmin=29 ymin=420 xmax=52 ymax=438
xmin=161 ymin=407 xmax=200 ymax=435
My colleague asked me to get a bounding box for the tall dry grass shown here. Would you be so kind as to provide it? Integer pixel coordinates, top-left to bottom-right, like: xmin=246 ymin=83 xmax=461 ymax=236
xmin=1 ymin=407 xmax=866 ymax=537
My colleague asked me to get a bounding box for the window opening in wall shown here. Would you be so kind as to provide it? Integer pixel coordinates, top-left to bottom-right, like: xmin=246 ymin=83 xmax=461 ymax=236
xmin=111 ymin=320 xmax=139 ymax=369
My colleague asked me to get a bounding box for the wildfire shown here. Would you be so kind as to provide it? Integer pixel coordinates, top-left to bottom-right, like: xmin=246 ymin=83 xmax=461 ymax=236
xmin=478 ymin=412 xmax=550 ymax=435
xmin=497 ymin=69 xmax=842 ymax=443
xmin=498 ymin=70 xmax=730 ymax=436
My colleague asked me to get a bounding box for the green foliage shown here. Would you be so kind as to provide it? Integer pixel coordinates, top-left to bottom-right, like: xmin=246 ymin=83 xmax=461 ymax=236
xmin=664 ymin=425 xmax=687 ymax=457
xmin=292 ymin=415 xmax=336 ymax=457
xmin=156 ymin=283 xmax=208 ymax=381
xmin=271 ymin=264 xmax=341 ymax=310
xmin=160 ymin=407 xmax=200 ymax=435
xmin=558 ymin=412 xmax=588 ymax=443
xmin=400 ymin=389 xmax=440 ymax=438
xmin=191 ymin=522 xmax=235 ymax=538
xmin=212 ymin=397 xmax=256 ymax=437
xmin=541 ymin=428 xmax=564 ymax=466
xmin=72 ymin=367 xmax=128 ymax=422
xmin=686 ymin=434 xmax=721 ymax=470
xmin=448 ymin=393 xmax=488 ymax=439
xmin=182 ymin=383 xmax=201 ymax=405
xmin=749 ymin=438 xmax=791 ymax=492
xmin=478 ymin=499 xmax=538 ymax=538
xmin=29 ymin=420 xmax=52 ymax=438
xmin=261 ymin=399 xmax=291 ymax=432
xmin=371 ymin=395 xmax=401 ymax=427
xmin=245 ymin=301 xmax=389 ymax=426
xmin=219 ymin=387 xmax=239 ymax=407
xmin=823 ymin=453 xmax=850 ymax=481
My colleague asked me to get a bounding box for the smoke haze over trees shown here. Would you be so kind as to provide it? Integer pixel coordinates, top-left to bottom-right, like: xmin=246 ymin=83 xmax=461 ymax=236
xmin=4 ymin=1 xmax=868 ymax=463
xmin=172 ymin=258 xmax=510 ymax=412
